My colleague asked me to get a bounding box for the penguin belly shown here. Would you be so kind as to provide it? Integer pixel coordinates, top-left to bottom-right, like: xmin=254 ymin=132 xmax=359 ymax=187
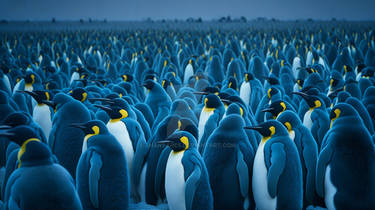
xmin=240 ymin=82 xmax=251 ymax=106
xmin=303 ymin=109 xmax=313 ymax=130
xmin=289 ymin=130 xmax=296 ymax=142
xmin=2 ymin=75 xmax=11 ymax=93
xmin=165 ymin=151 xmax=186 ymax=210
xmin=107 ymin=121 xmax=134 ymax=175
xmin=253 ymin=141 xmax=277 ymax=210
xmin=33 ymin=105 xmax=52 ymax=139
xmin=184 ymin=64 xmax=194 ymax=84
xmin=13 ymin=81 xmax=22 ymax=94
xmin=198 ymin=110 xmax=214 ymax=144
xmin=138 ymin=163 xmax=147 ymax=202
xmin=324 ymin=165 xmax=337 ymax=210
xmin=70 ymin=72 xmax=79 ymax=85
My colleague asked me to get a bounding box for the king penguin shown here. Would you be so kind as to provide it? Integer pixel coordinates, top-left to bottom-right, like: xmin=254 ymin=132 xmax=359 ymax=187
xmin=245 ymin=120 xmax=303 ymax=210
xmin=0 ymin=125 xmax=83 ymax=210
xmin=157 ymin=131 xmax=213 ymax=210
xmin=73 ymin=120 xmax=129 ymax=210
xmin=316 ymin=103 xmax=375 ymax=209
xmin=203 ymin=115 xmax=255 ymax=210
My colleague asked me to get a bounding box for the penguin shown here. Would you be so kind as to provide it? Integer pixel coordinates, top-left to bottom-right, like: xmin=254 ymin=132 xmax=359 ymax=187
xmin=239 ymin=72 xmax=264 ymax=113
xmin=17 ymin=90 xmax=53 ymax=140
xmin=203 ymin=115 xmax=255 ymax=210
xmin=245 ymin=120 xmax=303 ymax=210
xmin=197 ymin=94 xmax=224 ymax=145
xmin=277 ymin=110 xmax=321 ymax=207
xmin=0 ymin=125 xmax=83 ymax=210
xmin=184 ymin=59 xmax=195 ymax=84
xmin=261 ymin=100 xmax=296 ymax=120
xmin=72 ymin=120 xmax=129 ymax=210
xmin=157 ymin=131 xmax=213 ymax=210
xmin=46 ymin=93 xmax=92 ymax=178
xmin=316 ymin=103 xmax=375 ymax=209
xmin=143 ymin=79 xmax=172 ymax=118
xmin=293 ymin=91 xmax=330 ymax=149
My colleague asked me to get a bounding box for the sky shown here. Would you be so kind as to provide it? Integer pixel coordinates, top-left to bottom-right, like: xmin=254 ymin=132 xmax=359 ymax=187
xmin=1 ymin=0 xmax=375 ymax=21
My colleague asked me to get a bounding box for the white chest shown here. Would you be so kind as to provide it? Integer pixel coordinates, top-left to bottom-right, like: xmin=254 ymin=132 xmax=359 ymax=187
xmin=2 ymin=75 xmax=11 ymax=93
xmin=107 ymin=121 xmax=135 ymax=173
xmin=70 ymin=72 xmax=79 ymax=85
xmin=303 ymin=109 xmax=313 ymax=130
xmin=325 ymin=165 xmax=337 ymax=210
xmin=165 ymin=151 xmax=186 ymax=210
xmin=253 ymin=141 xmax=277 ymax=210
xmin=289 ymin=130 xmax=296 ymax=142
xmin=198 ymin=109 xmax=213 ymax=144
xmin=184 ymin=64 xmax=194 ymax=84
xmin=33 ymin=104 xmax=52 ymax=138
xmin=240 ymin=82 xmax=251 ymax=106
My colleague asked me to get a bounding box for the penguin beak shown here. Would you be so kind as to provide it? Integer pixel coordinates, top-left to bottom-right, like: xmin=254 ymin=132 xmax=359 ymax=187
xmin=17 ymin=90 xmax=38 ymax=99
xmin=94 ymin=104 xmax=112 ymax=112
xmin=0 ymin=125 xmax=12 ymax=130
xmin=41 ymin=100 xmax=56 ymax=108
xmin=261 ymin=108 xmax=275 ymax=113
xmin=88 ymin=98 xmax=114 ymax=105
xmin=220 ymin=99 xmax=231 ymax=104
xmin=69 ymin=123 xmax=87 ymax=130
xmin=0 ymin=130 xmax=15 ymax=138
xmin=193 ymin=92 xmax=209 ymax=95
xmin=292 ymin=91 xmax=309 ymax=99
xmin=243 ymin=126 xmax=263 ymax=131
xmin=157 ymin=140 xmax=174 ymax=146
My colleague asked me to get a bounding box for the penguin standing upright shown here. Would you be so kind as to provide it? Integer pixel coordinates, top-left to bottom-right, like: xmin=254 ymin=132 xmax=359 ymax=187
xmin=203 ymin=115 xmax=255 ymax=210
xmin=316 ymin=103 xmax=375 ymax=209
xmin=73 ymin=120 xmax=129 ymax=210
xmin=157 ymin=131 xmax=213 ymax=210
xmin=245 ymin=120 xmax=303 ymax=210
xmin=0 ymin=125 xmax=83 ymax=210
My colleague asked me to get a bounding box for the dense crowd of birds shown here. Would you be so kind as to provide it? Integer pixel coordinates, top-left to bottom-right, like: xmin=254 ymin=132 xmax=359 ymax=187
xmin=0 ymin=21 xmax=375 ymax=210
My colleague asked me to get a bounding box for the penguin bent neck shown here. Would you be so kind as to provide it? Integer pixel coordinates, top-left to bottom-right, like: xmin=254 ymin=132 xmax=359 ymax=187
xmin=107 ymin=120 xmax=134 ymax=175
xmin=303 ymin=109 xmax=314 ymax=130
xmin=198 ymin=108 xmax=214 ymax=143
xmin=239 ymin=81 xmax=251 ymax=106
xmin=253 ymin=138 xmax=277 ymax=210
xmin=165 ymin=150 xmax=186 ymax=210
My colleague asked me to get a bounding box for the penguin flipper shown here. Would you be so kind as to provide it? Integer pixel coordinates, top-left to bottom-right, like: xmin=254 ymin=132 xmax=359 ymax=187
xmin=267 ymin=142 xmax=286 ymax=198
xmin=132 ymin=138 xmax=148 ymax=190
xmin=89 ymin=151 xmax=103 ymax=209
xmin=316 ymin=145 xmax=333 ymax=198
xmin=302 ymin=134 xmax=318 ymax=203
xmin=185 ymin=156 xmax=202 ymax=210
xmin=154 ymin=147 xmax=172 ymax=199
xmin=311 ymin=110 xmax=329 ymax=146
xmin=236 ymin=149 xmax=249 ymax=198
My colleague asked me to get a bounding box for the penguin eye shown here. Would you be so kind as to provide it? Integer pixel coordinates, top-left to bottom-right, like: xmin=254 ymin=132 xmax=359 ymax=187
xmin=179 ymin=136 xmax=189 ymax=150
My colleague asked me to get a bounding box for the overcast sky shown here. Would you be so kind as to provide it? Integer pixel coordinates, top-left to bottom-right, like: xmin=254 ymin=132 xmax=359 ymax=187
xmin=1 ymin=0 xmax=374 ymax=21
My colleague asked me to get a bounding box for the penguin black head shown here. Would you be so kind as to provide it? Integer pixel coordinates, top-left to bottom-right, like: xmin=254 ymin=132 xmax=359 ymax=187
xmin=162 ymin=79 xmax=171 ymax=89
xmin=203 ymin=86 xmax=220 ymax=95
xmin=244 ymin=120 xmax=288 ymax=141
xmin=265 ymin=75 xmax=279 ymax=85
xmin=266 ymin=87 xmax=279 ymax=99
xmin=0 ymin=125 xmax=51 ymax=167
xmin=244 ymin=72 xmax=254 ymax=82
xmin=122 ymin=74 xmax=134 ymax=82
xmin=158 ymin=131 xmax=197 ymax=152
xmin=296 ymin=79 xmax=304 ymax=89
xmin=95 ymin=105 xmax=128 ymax=121
xmin=292 ymin=91 xmax=323 ymax=109
xmin=18 ymin=90 xmax=52 ymax=105
xmin=277 ymin=110 xmax=302 ymax=132
xmin=227 ymin=77 xmax=238 ymax=90
xmin=70 ymin=120 xmax=108 ymax=141
xmin=143 ymin=79 xmax=156 ymax=90
xmin=24 ymin=72 xmax=36 ymax=85
xmin=69 ymin=88 xmax=88 ymax=103
xmin=329 ymin=103 xmax=358 ymax=128
xmin=262 ymin=100 xmax=287 ymax=119
xmin=45 ymin=80 xmax=59 ymax=90
xmin=3 ymin=112 xmax=31 ymax=127
xmin=204 ymin=94 xmax=222 ymax=109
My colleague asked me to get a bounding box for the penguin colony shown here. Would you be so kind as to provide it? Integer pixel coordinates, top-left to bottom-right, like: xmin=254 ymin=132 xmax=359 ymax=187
xmin=0 ymin=21 xmax=375 ymax=210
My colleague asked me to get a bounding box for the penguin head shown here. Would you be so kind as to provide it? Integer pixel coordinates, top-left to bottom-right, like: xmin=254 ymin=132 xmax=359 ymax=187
xmin=162 ymin=79 xmax=171 ymax=89
xmin=329 ymin=103 xmax=358 ymax=128
xmin=95 ymin=104 xmax=128 ymax=121
xmin=244 ymin=72 xmax=254 ymax=82
xmin=203 ymin=86 xmax=220 ymax=95
xmin=204 ymin=94 xmax=222 ymax=110
xmin=122 ymin=74 xmax=134 ymax=82
xmin=227 ymin=77 xmax=238 ymax=90
xmin=0 ymin=125 xmax=51 ymax=168
xmin=70 ymin=120 xmax=108 ymax=141
xmin=245 ymin=120 xmax=288 ymax=141
xmin=292 ymin=91 xmax=323 ymax=110
xmin=69 ymin=88 xmax=88 ymax=103
xmin=158 ymin=131 xmax=197 ymax=152
xmin=3 ymin=112 xmax=32 ymax=127
xmin=143 ymin=79 xmax=156 ymax=90
xmin=24 ymin=72 xmax=37 ymax=85
xmin=18 ymin=90 xmax=52 ymax=105
xmin=266 ymin=87 xmax=279 ymax=100
xmin=277 ymin=110 xmax=302 ymax=132
xmin=296 ymin=79 xmax=304 ymax=89
xmin=262 ymin=100 xmax=287 ymax=119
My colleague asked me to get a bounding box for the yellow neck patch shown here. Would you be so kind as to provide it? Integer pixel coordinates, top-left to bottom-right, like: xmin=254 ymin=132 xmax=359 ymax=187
xmin=110 ymin=109 xmax=128 ymax=122
xmin=180 ymin=136 xmax=189 ymax=150
xmin=81 ymin=92 xmax=87 ymax=102
xmin=18 ymin=138 xmax=41 ymax=168
xmin=330 ymin=109 xmax=341 ymax=128
xmin=84 ymin=126 xmax=100 ymax=142
xmin=284 ymin=122 xmax=292 ymax=132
